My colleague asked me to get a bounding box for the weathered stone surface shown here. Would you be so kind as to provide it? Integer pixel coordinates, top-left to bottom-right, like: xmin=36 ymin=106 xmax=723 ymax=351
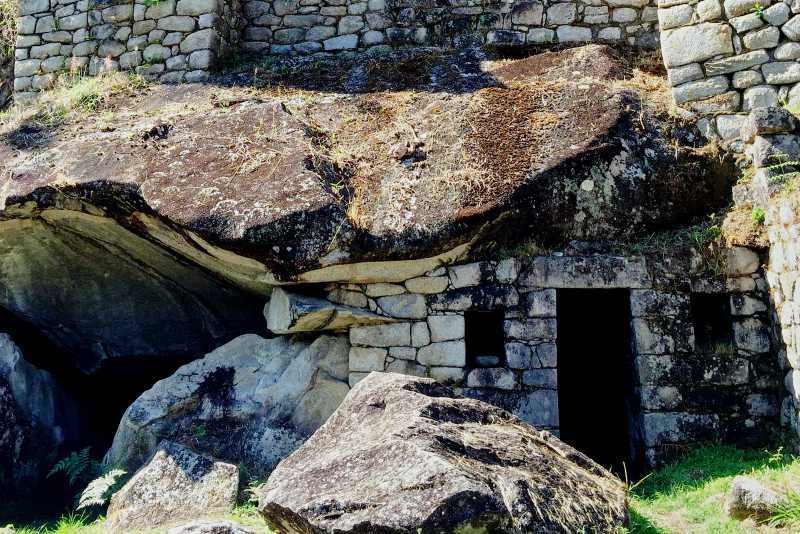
xmin=167 ymin=520 xmax=257 ymax=534
xmin=726 ymin=476 xmax=786 ymax=520
xmin=266 ymin=288 xmax=392 ymax=333
xmin=106 ymin=335 xmax=349 ymax=478
xmin=376 ymin=293 xmax=427 ymax=318
xmin=673 ymin=76 xmax=729 ymax=105
xmin=741 ymin=107 xmax=798 ymax=142
xmin=661 ymin=23 xmax=734 ymax=68
xmin=417 ymin=340 xmax=466 ymax=366
xmin=704 ymin=50 xmax=769 ymax=76
xmin=427 ymin=314 xmax=465 ymax=342
xmin=257 ymin=373 xmax=627 ymax=534
xmin=467 ymin=367 xmax=517 ymax=389
xmin=350 ymin=323 xmax=410 ymax=346
xmin=107 ymin=441 xmax=239 ymax=532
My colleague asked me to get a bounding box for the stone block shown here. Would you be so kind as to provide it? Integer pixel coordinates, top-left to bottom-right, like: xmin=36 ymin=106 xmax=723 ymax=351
xmin=743 ymin=85 xmax=779 ymax=111
xmin=274 ymin=0 xmax=300 ymax=16
xmin=349 ymin=347 xmax=386 ymax=372
xmin=189 ymin=50 xmax=214 ymax=69
xmin=504 ymin=318 xmax=557 ymax=341
xmin=133 ymin=20 xmax=157 ymax=36
xmin=613 ymin=7 xmax=638 ymax=22
xmin=377 ymin=294 xmax=427 ymax=319
xmin=673 ymin=76 xmax=729 ymax=105
xmin=350 ymin=323 xmax=411 ymax=347
xmin=338 ymin=16 xmax=364 ymax=34
xmin=640 ymin=386 xmax=682 ymax=410
xmin=512 ymin=2 xmax=544 ymax=25
xmin=731 ymin=295 xmax=768 ymax=317
xmin=534 ymin=343 xmax=557 ymax=367
xmin=515 ymin=389 xmax=559 ymax=427
xmin=725 ymin=0 xmax=772 ymax=18
xmin=506 ymin=342 xmax=532 ymax=369
xmin=733 ymin=318 xmax=771 ymax=352
xmin=747 ymin=134 xmax=800 ymax=168
xmin=661 ymin=23 xmax=734 ymax=68
xmin=697 ymin=0 xmax=723 ymax=20
xmin=716 ymin=114 xmax=748 ymax=140
xmin=361 ymin=30 xmax=384 ymax=45
xmin=732 ymin=70 xmax=763 ymax=89
xmin=184 ymin=70 xmax=209 ymax=82
xmin=20 ymin=0 xmax=49 ymax=16
xmin=725 ymin=247 xmax=760 ymax=274
xmin=158 ymin=16 xmax=197 ymax=32
xmin=144 ymin=44 xmax=172 ymax=63
xmin=729 ymin=13 xmax=763 ymax=33
xmin=146 ymin=0 xmax=177 ymax=19
xmin=427 ymin=315 xmax=465 ymax=342
xmin=405 ymin=276 xmax=448 ymax=294
xmin=180 ymin=29 xmax=219 ymax=53
xmin=29 ymin=43 xmax=61 ymax=59
xmin=704 ymin=50 xmax=769 ymax=76
xmin=324 ymin=34 xmax=359 ymax=50
xmin=746 ymin=393 xmax=778 ymax=416
xmin=763 ymin=61 xmax=800 ymax=84
xmin=389 ymin=346 xmax=416 ymax=361
xmin=742 ymin=26 xmax=780 ymax=50
xmin=177 ymin=0 xmax=217 ymax=16
xmin=630 ymin=290 xmax=689 ymax=317
xmin=527 ymin=28 xmax=555 ymax=43
xmin=642 ymin=412 xmax=719 ymax=447
xmin=520 ymin=256 xmax=650 ymax=289
xmin=764 ymin=2 xmax=791 ymax=25
xmin=742 ymin=107 xmax=798 ymax=141
xmin=417 ymin=341 xmax=466 ymax=367
xmin=42 ymin=31 xmax=72 ymax=43
xmin=522 ymin=369 xmax=557 ymax=389
xmin=40 ymin=56 xmax=64 ymax=73
xmin=495 ymin=259 xmax=519 ymax=284
xmin=783 ymin=14 xmax=800 ymax=40
xmin=658 ymin=4 xmax=693 ymax=30
xmin=348 ymin=371 xmax=369 ymax=387
xmin=487 ymin=30 xmax=526 ymax=45
xmin=525 ymin=289 xmax=557 ymax=317
xmin=556 ymin=25 xmax=592 ymax=42
xmin=467 ymin=368 xmax=517 ymax=390
xmin=448 ymin=263 xmax=483 ymax=288
xmin=102 ymin=4 xmax=133 ymax=22
xmin=668 ymin=63 xmax=704 ymax=87
xmin=547 ymin=3 xmax=576 ymax=24
xmin=411 ymin=322 xmax=430 ymax=347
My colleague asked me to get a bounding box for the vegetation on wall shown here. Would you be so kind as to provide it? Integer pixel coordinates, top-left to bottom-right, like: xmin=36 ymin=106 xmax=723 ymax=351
xmin=0 ymin=0 xmax=15 ymax=107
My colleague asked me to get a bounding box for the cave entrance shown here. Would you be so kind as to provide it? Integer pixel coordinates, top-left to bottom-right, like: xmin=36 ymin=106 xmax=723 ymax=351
xmin=556 ymin=289 xmax=640 ymax=478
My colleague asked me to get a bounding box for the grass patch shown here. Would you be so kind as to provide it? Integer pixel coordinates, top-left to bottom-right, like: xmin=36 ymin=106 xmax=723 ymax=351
xmin=0 ymin=72 xmax=148 ymax=147
xmin=625 ymin=445 xmax=800 ymax=533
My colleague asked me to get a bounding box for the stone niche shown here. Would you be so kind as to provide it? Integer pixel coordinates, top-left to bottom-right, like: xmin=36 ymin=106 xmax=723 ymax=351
xmin=320 ymin=249 xmax=780 ymax=470
xmin=13 ymin=0 xmax=658 ymax=99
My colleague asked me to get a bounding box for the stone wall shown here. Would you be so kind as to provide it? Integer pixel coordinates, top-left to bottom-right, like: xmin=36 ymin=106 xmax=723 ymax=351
xmin=14 ymin=0 xmax=658 ymax=98
xmin=237 ymin=0 xmax=658 ymax=55
xmin=320 ymin=251 xmax=779 ymax=467
xmin=658 ymin=0 xmax=800 ymax=141
xmin=14 ymin=0 xmax=243 ymax=100
xmin=733 ymin=107 xmax=800 ymax=449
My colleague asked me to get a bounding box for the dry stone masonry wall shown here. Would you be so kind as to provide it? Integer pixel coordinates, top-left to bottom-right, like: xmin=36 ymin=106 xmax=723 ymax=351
xmin=658 ymin=0 xmax=800 ymax=140
xmin=13 ymin=0 xmax=658 ymax=98
xmin=14 ymin=0 xmax=243 ymax=99
xmin=318 ymin=252 xmax=779 ymax=467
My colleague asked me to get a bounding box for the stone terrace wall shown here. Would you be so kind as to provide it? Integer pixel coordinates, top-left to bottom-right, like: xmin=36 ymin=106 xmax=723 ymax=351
xmin=238 ymin=0 xmax=659 ymax=55
xmin=14 ymin=0 xmax=243 ymax=100
xmin=324 ymin=252 xmax=779 ymax=467
xmin=14 ymin=0 xmax=659 ymax=98
xmin=658 ymin=0 xmax=800 ymax=141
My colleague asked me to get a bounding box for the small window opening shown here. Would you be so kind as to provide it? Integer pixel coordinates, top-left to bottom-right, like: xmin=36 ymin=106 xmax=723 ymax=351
xmin=691 ymin=294 xmax=734 ymax=354
xmin=465 ymin=311 xmax=505 ymax=367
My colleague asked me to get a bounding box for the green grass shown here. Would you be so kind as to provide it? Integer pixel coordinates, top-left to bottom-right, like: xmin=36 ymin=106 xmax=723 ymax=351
xmin=625 ymin=445 xmax=800 ymax=533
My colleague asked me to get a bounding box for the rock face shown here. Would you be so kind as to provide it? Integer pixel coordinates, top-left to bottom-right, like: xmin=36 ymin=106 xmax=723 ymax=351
xmin=0 ymin=204 xmax=266 ymax=374
xmin=106 ymin=334 xmax=350 ymax=479
xmin=0 ymin=46 xmax=732 ymax=283
xmin=106 ymin=440 xmax=239 ymax=532
xmin=257 ymin=372 xmax=628 ymax=534
xmin=726 ymin=475 xmax=786 ymax=521
xmin=166 ymin=520 xmax=258 ymax=534
xmin=266 ymin=288 xmax=395 ymax=333
xmin=0 ymin=333 xmax=77 ymax=495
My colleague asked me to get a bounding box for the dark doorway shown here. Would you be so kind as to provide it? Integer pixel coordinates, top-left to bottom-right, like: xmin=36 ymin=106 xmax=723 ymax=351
xmin=557 ymin=289 xmax=639 ymax=477
xmin=465 ymin=311 xmax=506 ymax=367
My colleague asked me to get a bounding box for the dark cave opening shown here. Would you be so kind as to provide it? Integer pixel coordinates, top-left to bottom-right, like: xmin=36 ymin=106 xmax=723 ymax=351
xmin=556 ymin=289 xmax=642 ymax=478
xmin=0 ymin=306 xmax=206 ymax=519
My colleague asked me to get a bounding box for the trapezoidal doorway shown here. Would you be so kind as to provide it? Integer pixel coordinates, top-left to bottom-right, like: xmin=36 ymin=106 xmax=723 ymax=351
xmin=556 ymin=288 xmax=640 ymax=477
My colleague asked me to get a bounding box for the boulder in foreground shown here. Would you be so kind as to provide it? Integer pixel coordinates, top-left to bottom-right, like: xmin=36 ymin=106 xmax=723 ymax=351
xmin=106 ymin=440 xmax=239 ymax=532
xmin=257 ymin=372 xmax=627 ymax=534
xmin=726 ymin=475 xmax=786 ymax=521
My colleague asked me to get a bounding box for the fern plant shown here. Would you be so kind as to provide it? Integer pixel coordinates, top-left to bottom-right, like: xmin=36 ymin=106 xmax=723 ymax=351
xmin=48 ymin=447 xmax=97 ymax=487
xmin=77 ymin=468 xmax=127 ymax=510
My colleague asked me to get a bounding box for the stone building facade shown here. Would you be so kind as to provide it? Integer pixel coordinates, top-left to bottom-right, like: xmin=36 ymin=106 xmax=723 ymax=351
xmin=13 ymin=0 xmax=658 ymax=99
xmin=290 ymin=250 xmax=781 ymax=468
xmin=657 ymin=0 xmax=800 ymax=141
